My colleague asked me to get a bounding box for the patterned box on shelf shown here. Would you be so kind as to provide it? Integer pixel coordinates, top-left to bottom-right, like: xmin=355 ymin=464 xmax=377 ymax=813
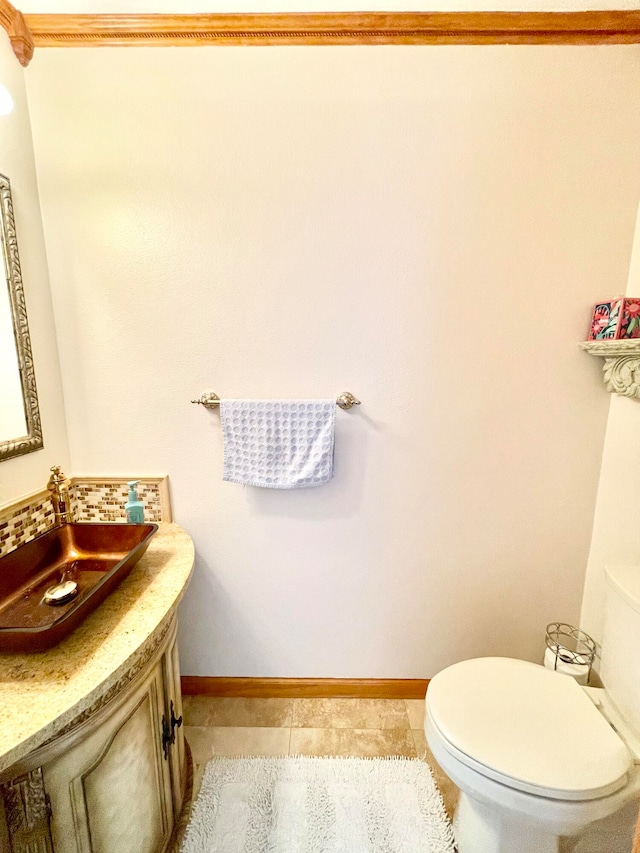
xmin=588 ymin=298 xmax=640 ymax=340
xmin=0 ymin=476 xmax=171 ymax=557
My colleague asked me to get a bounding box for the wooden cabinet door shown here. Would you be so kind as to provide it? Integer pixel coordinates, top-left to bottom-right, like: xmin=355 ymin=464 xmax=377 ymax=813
xmin=163 ymin=629 xmax=187 ymax=817
xmin=43 ymin=659 xmax=174 ymax=853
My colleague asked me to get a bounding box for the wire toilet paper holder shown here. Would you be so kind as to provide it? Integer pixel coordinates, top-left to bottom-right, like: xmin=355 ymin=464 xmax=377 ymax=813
xmin=545 ymin=622 xmax=596 ymax=682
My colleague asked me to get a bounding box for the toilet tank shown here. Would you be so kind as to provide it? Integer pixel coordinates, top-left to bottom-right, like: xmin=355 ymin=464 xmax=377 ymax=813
xmin=600 ymin=565 xmax=640 ymax=732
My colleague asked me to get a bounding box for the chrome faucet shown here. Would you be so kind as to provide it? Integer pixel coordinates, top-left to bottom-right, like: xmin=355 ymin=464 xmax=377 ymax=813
xmin=47 ymin=465 xmax=74 ymax=525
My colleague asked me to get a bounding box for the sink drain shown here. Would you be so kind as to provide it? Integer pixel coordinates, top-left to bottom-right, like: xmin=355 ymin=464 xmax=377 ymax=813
xmin=42 ymin=579 xmax=79 ymax=606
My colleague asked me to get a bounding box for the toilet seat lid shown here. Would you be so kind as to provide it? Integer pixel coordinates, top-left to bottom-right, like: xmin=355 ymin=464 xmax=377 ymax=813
xmin=427 ymin=657 xmax=631 ymax=801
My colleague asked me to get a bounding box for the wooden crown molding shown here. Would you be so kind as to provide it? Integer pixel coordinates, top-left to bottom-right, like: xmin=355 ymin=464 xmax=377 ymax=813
xmin=5 ymin=9 xmax=640 ymax=68
xmin=22 ymin=11 xmax=640 ymax=49
xmin=0 ymin=0 xmax=33 ymax=66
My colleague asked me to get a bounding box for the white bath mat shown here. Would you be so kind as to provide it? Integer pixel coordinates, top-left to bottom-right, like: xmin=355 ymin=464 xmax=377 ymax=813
xmin=180 ymin=755 xmax=455 ymax=853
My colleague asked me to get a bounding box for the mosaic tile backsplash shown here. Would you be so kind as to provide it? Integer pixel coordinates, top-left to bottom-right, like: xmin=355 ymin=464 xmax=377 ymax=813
xmin=0 ymin=478 xmax=169 ymax=557
xmin=72 ymin=481 xmax=163 ymax=523
xmin=0 ymin=496 xmax=54 ymax=556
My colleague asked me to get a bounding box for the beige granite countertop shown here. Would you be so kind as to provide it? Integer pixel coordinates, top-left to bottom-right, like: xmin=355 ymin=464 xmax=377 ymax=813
xmin=0 ymin=522 xmax=194 ymax=775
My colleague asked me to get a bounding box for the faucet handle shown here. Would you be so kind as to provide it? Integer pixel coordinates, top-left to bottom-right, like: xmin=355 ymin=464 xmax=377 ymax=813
xmin=47 ymin=465 xmax=68 ymax=491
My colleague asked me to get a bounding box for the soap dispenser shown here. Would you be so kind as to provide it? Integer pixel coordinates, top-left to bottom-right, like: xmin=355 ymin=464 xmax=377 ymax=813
xmin=125 ymin=481 xmax=145 ymax=524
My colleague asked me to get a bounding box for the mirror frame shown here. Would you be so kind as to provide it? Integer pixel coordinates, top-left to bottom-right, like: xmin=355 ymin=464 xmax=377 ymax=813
xmin=0 ymin=173 xmax=43 ymax=461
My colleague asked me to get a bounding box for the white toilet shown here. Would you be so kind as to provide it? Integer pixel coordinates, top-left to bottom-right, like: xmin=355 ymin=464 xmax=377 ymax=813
xmin=425 ymin=564 xmax=640 ymax=853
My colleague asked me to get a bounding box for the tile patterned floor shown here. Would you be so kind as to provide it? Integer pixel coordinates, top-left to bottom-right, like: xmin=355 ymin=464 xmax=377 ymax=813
xmin=183 ymin=696 xmax=459 ymax=819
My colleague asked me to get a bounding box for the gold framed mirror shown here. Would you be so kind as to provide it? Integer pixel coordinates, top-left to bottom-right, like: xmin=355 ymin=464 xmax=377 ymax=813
xmin=0 ymin=173 xmax=43 ymax=461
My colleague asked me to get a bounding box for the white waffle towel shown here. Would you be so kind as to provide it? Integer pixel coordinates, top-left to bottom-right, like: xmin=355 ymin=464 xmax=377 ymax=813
xmin=220 ymin=399 xmax=336 ymax=488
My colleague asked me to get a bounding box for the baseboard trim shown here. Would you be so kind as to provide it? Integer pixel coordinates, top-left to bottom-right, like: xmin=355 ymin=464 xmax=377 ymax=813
xmin=180 ymin=677 xmax=429 ymax=700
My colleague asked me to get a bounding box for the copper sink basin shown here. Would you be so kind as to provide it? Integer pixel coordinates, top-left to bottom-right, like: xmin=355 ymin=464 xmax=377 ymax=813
xmin=0 ymin=523 xmax=158 ymax=653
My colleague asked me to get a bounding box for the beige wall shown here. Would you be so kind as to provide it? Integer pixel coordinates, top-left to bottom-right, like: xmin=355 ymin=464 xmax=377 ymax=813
xmin=0 ymin=32 xmax=69 ymax=506
xmin=26 ymin=45 xmax=640 ymax=678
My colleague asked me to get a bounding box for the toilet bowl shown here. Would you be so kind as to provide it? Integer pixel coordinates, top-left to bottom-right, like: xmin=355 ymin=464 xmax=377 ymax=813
xmin=425 ymin=565 xmax=640 ymax=853
xmin=426 ymin=657 xmax=639 ymax=852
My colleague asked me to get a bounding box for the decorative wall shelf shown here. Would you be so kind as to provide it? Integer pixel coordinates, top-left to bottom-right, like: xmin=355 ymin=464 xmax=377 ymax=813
xmin=580 ymin=340 xmax=640 ymax=400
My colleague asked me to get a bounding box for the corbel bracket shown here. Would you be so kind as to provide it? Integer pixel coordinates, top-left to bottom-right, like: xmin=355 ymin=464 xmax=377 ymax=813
xmin=0 ymin=0 xmax=34 ymax=67
xmin=580 ymin=340 xmax=640 ymax=400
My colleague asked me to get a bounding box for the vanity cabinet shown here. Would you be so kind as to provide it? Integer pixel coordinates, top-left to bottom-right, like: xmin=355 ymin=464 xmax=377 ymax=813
xmin=0 ymin=615 xmax=188 ymax=853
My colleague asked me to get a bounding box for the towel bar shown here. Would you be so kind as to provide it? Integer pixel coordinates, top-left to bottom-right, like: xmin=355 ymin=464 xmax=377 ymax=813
xmin=191 ymin=392 xmax=361 ymax=410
